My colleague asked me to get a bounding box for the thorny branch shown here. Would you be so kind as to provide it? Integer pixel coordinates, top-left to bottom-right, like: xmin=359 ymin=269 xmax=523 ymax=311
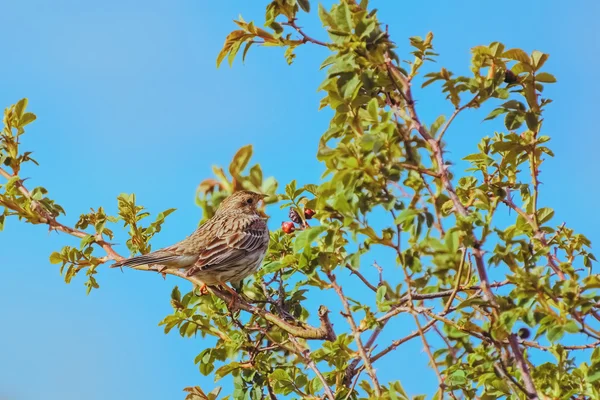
xmin=502 ymin=188 xmax=566 ymax=280
xmin=282 ymin=19 xmax=331 ymax=47
xmin=288 ymin=336 xmax=335 ymax=400
xmin=0 ymin=166 xmax=120 ymax=260
xmin=384 ymin=56 xmax=541 ymax=397
xmin=327 ymin=271 xmax=382 ymax=398
xmin=0 ymin=166 xmax=336 ymax=342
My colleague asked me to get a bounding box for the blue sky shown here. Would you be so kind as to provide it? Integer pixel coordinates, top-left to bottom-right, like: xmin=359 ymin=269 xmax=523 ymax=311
xmin=1 ymin=1 xmax=599 ymax=399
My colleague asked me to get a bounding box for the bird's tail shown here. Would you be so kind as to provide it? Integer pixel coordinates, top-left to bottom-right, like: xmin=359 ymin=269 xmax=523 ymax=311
xmin=111 ymin=252 xmax=180 ymax=269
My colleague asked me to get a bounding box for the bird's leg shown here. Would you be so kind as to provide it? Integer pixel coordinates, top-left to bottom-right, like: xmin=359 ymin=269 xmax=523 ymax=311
xmin=219 ymin=283 xmax=240 ymax=310
xmin=194 ymin=283 xmax=209 ymax=296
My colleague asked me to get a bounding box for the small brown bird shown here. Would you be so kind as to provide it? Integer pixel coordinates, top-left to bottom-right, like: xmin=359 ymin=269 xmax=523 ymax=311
xmin=111 ymin=190 xmax=270 ymax=301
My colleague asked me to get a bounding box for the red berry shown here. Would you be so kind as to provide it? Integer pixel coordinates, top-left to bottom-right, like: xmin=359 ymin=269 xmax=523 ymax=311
xmin=281 ymin=221 xmax=295 ymax=234
xmin=304 ymin=208 xmax=316 ymax=219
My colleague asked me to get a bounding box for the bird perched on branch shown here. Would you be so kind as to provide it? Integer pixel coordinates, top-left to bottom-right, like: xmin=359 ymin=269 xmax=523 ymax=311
xmin=111 ymin=190 xmax=270 ymax=304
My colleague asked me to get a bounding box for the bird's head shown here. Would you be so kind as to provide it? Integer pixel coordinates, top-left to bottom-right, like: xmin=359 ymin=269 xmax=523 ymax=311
xmin=216 ymin=190 xmax=267 ymax=216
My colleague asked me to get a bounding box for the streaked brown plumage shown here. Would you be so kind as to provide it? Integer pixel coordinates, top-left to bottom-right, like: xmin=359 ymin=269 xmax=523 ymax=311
xmin=111 ymin=191 xmax=270 ymax=293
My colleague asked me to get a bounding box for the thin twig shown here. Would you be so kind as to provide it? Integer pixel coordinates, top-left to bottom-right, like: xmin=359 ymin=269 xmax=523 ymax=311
xmin=344 ymin=366 xmax=364 ymax=400
xmin=0 ymin=166 xmax=335 ymax=342
xmin=383 ymin=57 xmax=540 ymax=397
xmin=436 ymin=95 xmax=479 ymax=143
xmin=370 ymin=319 xmax=437 ymax=363
xmin=501 ymin=189 xmax=566 ymax=280
xmin=397 ymin=162 xmax=440 ymax=177
xmin=376 ymin=280 xmax=511 ymax=325
xmin=345 ymin=263 xmax=378 ymax=293
xmin=288 ymin=336 xmax=335 ymax=400
xmin=443 ymin=248 xmax=466 ymax=314
xmin=508 ymin=334 xmax=539 ymax=399
xmin=283 ymin=19 xmax=330 ymax=47
xmin=0 ymin=166 xmax=120 ymax=260
xmin=327 ymin=272 xmax=382 ymax=397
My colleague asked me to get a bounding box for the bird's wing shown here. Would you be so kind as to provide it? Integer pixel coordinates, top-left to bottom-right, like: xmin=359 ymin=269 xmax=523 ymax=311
xmin=193 ymin=214 xmax=268 ymax=271
xmin=110 ymin=217 xmax=226 ymax=269
xmin=110 ymin=251 xmax=197 ymax=269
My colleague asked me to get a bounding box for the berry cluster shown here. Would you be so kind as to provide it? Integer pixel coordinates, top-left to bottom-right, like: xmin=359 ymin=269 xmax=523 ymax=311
xmin=281 ymin=208 xmax=315 ymax=234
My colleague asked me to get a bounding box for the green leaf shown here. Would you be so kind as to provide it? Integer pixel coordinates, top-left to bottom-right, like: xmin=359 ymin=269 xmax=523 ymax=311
xmin=483 ymin=108 xmax=507 ymax=121
xmin=447 ymin=370 xmax=466 ymax=386
xmin=376 ymin=286 xmax=386 ymax=304
xmin=271 ymin=368 xmax=291 ymax=382
xmin=394 ymin=209 xmax=420 ymax=225
xmin=445 ymin=229 xmax=460 ymax=253
xmin=547 ymin=326 xmax=564 ymax=342
xmin=501 ymin=100 xmax=526 ymax=111
xmin=332 ymin=2 xmax=353 ymax=32
xmin=536 ymin=207 xmax=554 ymax=224
xmin=262 ymin=261 xmax=284 ymax=274
xmin=343 ymin=74 xmax=361 ymax=99
xmin=19 ymin=112 xmax=37 ymax=127
xmin=367 ymin=98 xmax=378 ymax=120
xmin=229 ymin=145 xmax=253 ymax=177
xmin=49 ymin=252 xmax=63 ymax=264
xmin=430 ymin=115 xmax=446 ymax=136
xmin=563 ymin=320 xmax=580 ymax=334
xmin=171 ymin=286 xmax=181 ymax=302
xmin=588 ymin=368 xmax=600 ymax=383
xmin=531 ymin=50 xmax=549 ymax=70
xmin=242 ymin=41 xmax=253 ymax=63
xmin=214 ymin=363 xmax=240 ymax=381
xmin=14 ymin=98 xmax=28 ymax=118
xmin=535 ymin=72 xmax=557 ymax=83
xmin=298 ymin=0 xmax=310 ymax=12
xmin=502 ymin=48 xmax=530 ymax=64
xmin=318 ymin=4 xmax=334 ymax=28
xmin=293 ymin=225 xmax=327 ymax=252
xmin=504 ymin=112 xmax=524 ymax=130
xmin=525 ymin=111 xmax=539 ymax=131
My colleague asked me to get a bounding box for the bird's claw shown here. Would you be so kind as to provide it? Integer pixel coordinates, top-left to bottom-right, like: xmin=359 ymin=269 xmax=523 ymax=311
xmin=194 ymin=283 xmax=209 ymax=296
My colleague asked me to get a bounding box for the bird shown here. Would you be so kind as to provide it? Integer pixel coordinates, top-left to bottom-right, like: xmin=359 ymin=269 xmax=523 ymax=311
xmin=111 ymin=190 xmax=270 ymax=305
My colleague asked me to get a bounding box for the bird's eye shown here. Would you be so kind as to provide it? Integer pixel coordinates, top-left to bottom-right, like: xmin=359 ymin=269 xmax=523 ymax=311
xmin=246 ymin=198 xmax=253 ymax=204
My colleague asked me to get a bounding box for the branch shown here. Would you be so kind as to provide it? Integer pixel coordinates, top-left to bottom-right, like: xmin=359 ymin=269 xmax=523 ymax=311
xmin=345 ymin=263 xmax=378 ymax=293
xmin=384 ymin=58 xmax=540 ymax=397
xmin=370 ymin=318 xmax=436 ymax=363
xmin=327 ymin=272 xmax=382 ymax=397
xmin=443 ymin=248 xmax=466 ymax=314
xmin=494 ymin=360 xmax=529 ymax=397
xmin=0 ymin=169 xmax=336 ymax=342
xmin=397 ymin=162 xmax=440 ymax=177
xmin=436 ymin=95 xmax=479 ymax=143
xmin=508 ymin=334 xmax=539 ymax=399
xmin=283 ymin=19 xmax=331 ymax=47
xmin=288 ymin=336 xmax=335 ymax=400
xmin=384 ymin=58 xmax=468 ymax=216
xmin=134 ymin=264 xmax=336 ymax=341
xmin=376 ymin=280 xmax=511 ymax=325
xmin=0 ymin=166 xmax=119 ymax=259
xmin=501 ymin=190 xmax=566 ymax=280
